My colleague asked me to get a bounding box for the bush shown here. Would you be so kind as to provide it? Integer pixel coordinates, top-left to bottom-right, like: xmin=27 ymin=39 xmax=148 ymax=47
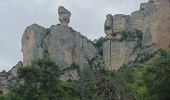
xmin=115 ymin=50 xmax=170 ymax=100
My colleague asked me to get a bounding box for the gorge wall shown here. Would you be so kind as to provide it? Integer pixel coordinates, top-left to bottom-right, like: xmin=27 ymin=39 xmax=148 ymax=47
xmin=1 ymin=0 xmax=170 ymax=95
xmin=103 ymin=0 xmax=170 ymax=69
xmin=21 ymin=0 xmax=170 ymax=70
xmin=110 ymin=0 xmax=170 ymax=48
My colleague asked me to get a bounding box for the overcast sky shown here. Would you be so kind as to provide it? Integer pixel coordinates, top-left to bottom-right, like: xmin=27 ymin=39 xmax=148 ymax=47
xmin=0 ymin=0 xmax=149 ymax=71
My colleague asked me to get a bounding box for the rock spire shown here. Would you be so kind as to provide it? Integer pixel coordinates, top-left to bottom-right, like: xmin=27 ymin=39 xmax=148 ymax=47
xmin=58 ymin=6 xmax=71 ymax=26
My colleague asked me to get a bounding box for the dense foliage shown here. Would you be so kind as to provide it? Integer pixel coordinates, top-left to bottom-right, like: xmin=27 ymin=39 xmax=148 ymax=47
xmin=1 ymin=46 xmax=169 ymax=99
xmin=1 ymin=59 xmax=126 ymax=100
xmin=1 ymin=59 xmax=77 ymax=100
xmin=115 ymin=50 xmax=170 ymax=100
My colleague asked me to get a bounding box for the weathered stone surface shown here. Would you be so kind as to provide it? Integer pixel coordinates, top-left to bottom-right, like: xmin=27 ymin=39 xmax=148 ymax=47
xmin=22 ymin=24 xmax=47 ymax=66
xmin=112 ymin=14 xmax=130 ymax=34
xmin=110 ymin=0 xmax=170 ymax=49
xmin=22 ymin=0 xmax=170 ymax=73
xmin=47 ymin=25 xmax=97 ymax=69
xmin=22 ymin=7 xmax=98 ymax=70
xmin=148 ymin=0 xmax=170 ymax=49
xmin=58 ymin=6 xmax=71 ymax=26
xmin=103 ymin=40 xmax=136 ymax=70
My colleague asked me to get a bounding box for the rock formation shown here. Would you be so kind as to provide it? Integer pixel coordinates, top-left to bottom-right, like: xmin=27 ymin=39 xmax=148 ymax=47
xmin=112 ymin=14 xmax=129 ymax=34
xmin=104 ymin=14 xmax=113 ymax=38
xmin=58 ymin=6 xmax=71 ymax=26
xmin=1 ymin=0 xmax=170 ymax=95
xmin=104 ymin=14 xmax=129 ymax=39
xmin=22 ymin=24 xmax=47 ymax=66
xmin=102 ymin=0 xmax=170 ymax=69
xmin=22 ymin=6 xmax=97 ymax=70
xmin=107 ymin=0 xmax=170 ymax=49
xmin=103 ymin=41 xmax=136 ymax=70
xmin=22 ymin=0 xmax=170 ymax=71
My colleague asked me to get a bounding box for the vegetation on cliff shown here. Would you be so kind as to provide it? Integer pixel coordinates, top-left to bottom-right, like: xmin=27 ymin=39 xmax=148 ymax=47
xmin=114 ymin=50 xmax=170 ymax=100
xmin=0 ymin=59 xmax=126 ymax=100
xmin=94 ymin=29 xmax=143 ymax=48
xmin=1 ymin=50 xmax=170 ymax=100
xmin=0 ymin=59 xmax=77 ymax=100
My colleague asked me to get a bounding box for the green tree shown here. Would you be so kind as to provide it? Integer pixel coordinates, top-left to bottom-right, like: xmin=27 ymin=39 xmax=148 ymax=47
xmin=143 ymin=50 xmax=170 ymax=100
xmin=115 ymin=50 xmax=170 ymax=100
xmin=5 ymin=59 xmax=75 ymax=100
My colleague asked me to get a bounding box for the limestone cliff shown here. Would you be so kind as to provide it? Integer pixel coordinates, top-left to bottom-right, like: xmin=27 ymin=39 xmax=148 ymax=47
xmin=108 ymin=0 xmax=170 ymax=49
xmin=102 ymin=0 xmax=170 ymax=69
xmin=103 ymin=41 xmax=136 ymax=70
xmin=21 ymin=0 xmax=170 ymax=71
xmin=1 ymin=0 xmax=170 ymax=96
xmin=22 ymin=6 xmax=97 ymax=70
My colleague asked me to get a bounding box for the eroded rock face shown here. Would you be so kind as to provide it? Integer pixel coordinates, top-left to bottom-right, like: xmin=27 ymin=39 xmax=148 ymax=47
xmin=22 ymin=0 xmax=170 ymax=73
xmin=112 ymin=14 xmax=130 ymax=34
xmin=22 ymin=25 xmax=97 ymax=69
xmin=22 ymin=6 xmax=97 ymax=70
xmin=103 ymin=41 xmax=136 ymax=70
xmin=149 ymin=0 xmax=170 ymax=48
xmin=109 ymin=0 xmax=170 ymax=49
xmin=47 ymin=25 xmax=97 ymax=69
xmin=22 ymin=24 xmax=47 ymax=66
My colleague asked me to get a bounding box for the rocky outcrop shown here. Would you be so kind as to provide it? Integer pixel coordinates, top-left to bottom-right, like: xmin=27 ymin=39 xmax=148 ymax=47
xmin=47 ymin=25 xmax=97 ymax=69
xmin=104 ymin=14 xmax=114 ymax=38
xmin=22 ymin=0 xmax=170 ymax=72
xmin=112 ymin=14 xmax=130 ymax=34
xmin=58 ymin=6 xmax=71 ymax=26
xmin=148 ymin=0 xmax=170 ymax=49
xmin=22 ymin=24 xmax=47 ymax=66
xmin=22 ymin=6 xmax=98 ymax=70
xmin=107 ymin=0 xmax=170 ymax=49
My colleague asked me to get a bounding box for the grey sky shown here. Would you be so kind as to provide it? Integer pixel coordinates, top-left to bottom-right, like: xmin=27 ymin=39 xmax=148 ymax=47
xmin=0 ymin=0 xmax=148 ymax=71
